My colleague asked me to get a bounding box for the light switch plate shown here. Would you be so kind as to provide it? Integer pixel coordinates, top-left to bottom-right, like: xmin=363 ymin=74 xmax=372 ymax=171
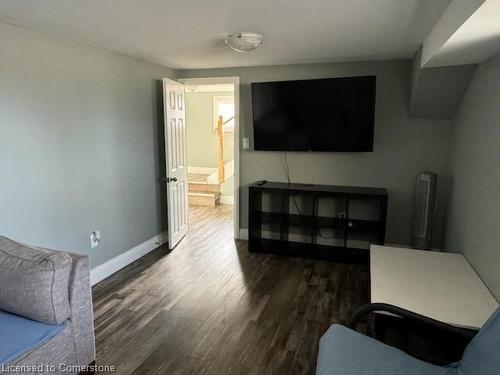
xmin=243 ymin=137 xmax=250 ymax=149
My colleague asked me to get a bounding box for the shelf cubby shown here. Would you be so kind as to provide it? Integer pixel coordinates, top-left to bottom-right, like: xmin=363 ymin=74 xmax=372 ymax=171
xmin=248 ymin=182 xmax=388 ymax=264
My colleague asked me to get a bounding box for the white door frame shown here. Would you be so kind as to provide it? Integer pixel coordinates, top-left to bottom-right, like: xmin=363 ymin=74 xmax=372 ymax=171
xmin=178 ymin=76 xmax=241 ymax=239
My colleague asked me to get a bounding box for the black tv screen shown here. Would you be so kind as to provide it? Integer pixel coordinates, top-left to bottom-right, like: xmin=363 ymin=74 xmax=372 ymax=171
xmin=251 ymin=76 xmax=376 ymax=152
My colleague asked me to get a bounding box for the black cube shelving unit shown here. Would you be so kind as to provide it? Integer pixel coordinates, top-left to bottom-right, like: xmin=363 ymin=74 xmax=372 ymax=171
xmin=248 ymin=182 xmax=388 ymax=265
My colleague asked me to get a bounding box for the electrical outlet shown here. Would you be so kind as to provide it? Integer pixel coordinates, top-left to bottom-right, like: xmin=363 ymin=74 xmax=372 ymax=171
xmin=90 ymin=230 xmax=101 ymax=248
xmin=338 ymin=212 xmax=346 ymax=219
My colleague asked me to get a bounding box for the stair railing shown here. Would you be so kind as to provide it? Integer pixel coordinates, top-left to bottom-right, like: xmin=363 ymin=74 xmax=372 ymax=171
xmin=216 ymin=115 xmax=224 ymax=184
xmin=216 ymin=115 xmax=235 ymax=184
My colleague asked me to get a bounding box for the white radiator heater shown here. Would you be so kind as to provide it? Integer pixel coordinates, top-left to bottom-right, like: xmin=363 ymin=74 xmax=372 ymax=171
xmin=413 ymin=172 xmax=437 ymax=250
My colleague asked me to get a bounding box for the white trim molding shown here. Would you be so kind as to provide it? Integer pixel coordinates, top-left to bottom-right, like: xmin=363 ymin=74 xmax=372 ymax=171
xmin=213 ymin=95 xmax=235 ymax=132
xmin=90 ymin=231 xmax=168 ymax=286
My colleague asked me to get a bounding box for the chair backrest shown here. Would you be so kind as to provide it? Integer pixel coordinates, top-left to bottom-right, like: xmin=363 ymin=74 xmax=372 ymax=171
xmin=458 ymin=307 xmax=500 ymax=375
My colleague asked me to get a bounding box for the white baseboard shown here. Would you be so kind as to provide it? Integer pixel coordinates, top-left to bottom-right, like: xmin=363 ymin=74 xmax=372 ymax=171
xmin=220 ymin=195 xmax=234 ymax=205
xmin=239 ymin=228 xmax=248 ymax=240
xmin=90 ymin=231 xmax=168 ymax=286
xmin=188 ymin=166 xmax=217 ymax=174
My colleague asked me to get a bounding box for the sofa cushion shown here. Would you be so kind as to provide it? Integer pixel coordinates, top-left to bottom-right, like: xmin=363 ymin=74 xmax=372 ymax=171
xmin=458 ymin=307 xmax=500 ymax=375
xmin=0 ymin=236 xmax=72 ymax=325
xmin=316 ymin=324 xmax=455 ymax=375
xmin=0 ymin=310 xmax=66 ymax=365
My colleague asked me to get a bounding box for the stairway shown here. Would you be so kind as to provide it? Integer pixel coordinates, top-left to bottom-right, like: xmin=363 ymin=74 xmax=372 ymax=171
xmin=188 ymin=173 xmax=221 ymax=207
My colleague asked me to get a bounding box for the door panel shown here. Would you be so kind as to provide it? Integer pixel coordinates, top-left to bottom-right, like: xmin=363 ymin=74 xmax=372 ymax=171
xmin=163 ymin=78 xmax=188 ymax=249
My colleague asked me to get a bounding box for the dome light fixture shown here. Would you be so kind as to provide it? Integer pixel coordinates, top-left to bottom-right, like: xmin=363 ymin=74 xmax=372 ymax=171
xmin=225 ymin=32 xmax=263 ymax=53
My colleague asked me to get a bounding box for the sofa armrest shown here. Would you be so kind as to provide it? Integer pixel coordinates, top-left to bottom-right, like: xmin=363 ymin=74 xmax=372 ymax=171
xmin=349 ymin=303 xmax=477 ymax=339
xmin=67 ymin=252 xmax=96 ymax=366
xmin=349 ymin=303 xmax=477 ymax=365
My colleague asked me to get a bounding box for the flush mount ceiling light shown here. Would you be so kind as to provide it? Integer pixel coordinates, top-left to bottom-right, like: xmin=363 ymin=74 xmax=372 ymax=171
xmin=225 ymin=32 xmax=263 ymax=53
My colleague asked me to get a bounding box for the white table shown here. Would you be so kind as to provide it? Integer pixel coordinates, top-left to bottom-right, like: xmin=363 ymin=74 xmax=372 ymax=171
xmin=370 ymin=245 xmax=499 ymax=329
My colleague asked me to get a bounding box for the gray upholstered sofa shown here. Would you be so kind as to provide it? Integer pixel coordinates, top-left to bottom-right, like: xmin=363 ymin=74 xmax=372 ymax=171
xmin=0 ymin=236 xmax=95 ymax=375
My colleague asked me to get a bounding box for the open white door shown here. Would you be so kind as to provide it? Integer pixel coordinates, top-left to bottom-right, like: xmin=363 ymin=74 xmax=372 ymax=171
xmin=163 ymin=78 xmax=188 ymax=249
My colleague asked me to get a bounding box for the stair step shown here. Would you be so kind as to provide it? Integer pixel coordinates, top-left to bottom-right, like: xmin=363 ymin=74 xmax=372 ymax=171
xmin=189 ymin=192 xmax=220 ymax=207
xmin=188 ymin=182 xmax=220 ymax=194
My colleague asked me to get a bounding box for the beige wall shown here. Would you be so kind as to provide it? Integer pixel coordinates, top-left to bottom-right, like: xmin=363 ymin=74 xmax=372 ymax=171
xmin=185 ymin=91 xmax=234 ymax=197
xmin=445 ymin=53 xmax=500 ymax=300
xmin=185 ymin=91 xmax=234 ymax=168
xmin=179 ymin=60 xmax=454 ymax=247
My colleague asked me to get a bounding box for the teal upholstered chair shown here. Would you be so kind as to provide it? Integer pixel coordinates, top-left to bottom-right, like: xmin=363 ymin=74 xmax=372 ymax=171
xmin=316 ymin=304 xmax=500 ymax=375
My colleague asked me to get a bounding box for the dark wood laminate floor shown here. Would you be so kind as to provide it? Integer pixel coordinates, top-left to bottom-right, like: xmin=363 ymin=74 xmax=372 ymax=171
xmin=92 ymin=205 xmax=369 ymax=375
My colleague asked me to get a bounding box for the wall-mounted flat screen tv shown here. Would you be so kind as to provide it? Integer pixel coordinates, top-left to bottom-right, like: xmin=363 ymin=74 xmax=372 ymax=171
xmin=251 ymin=76 xmax=376 ymax=151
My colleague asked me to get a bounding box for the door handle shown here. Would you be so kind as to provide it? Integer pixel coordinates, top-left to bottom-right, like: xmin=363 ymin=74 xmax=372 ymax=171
xmin=160 ymin=177 xmax=177 ymax=183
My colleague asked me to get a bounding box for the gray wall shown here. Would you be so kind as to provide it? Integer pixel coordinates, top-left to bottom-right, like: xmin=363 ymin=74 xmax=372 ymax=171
xmin=445 ymin=53 xmax=500 ymax=300
xmin=179 ymin=61 xmax=454 ymax=247
xmin=0 ymin=20 xmax=465 ymax=270
xmin=409 ymin=48 xmax=476 ymax=119
xmin=0 ymin=22 xmax=175 ymax=267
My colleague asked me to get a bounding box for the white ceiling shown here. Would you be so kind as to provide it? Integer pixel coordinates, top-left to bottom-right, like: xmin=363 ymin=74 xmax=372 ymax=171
xmin=0 ymin=0 xmax=451 ymax=70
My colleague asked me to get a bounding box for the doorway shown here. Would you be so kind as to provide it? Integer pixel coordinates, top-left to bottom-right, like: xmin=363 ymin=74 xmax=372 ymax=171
xmin=178 ymin=77 xmax=240 ymax=239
